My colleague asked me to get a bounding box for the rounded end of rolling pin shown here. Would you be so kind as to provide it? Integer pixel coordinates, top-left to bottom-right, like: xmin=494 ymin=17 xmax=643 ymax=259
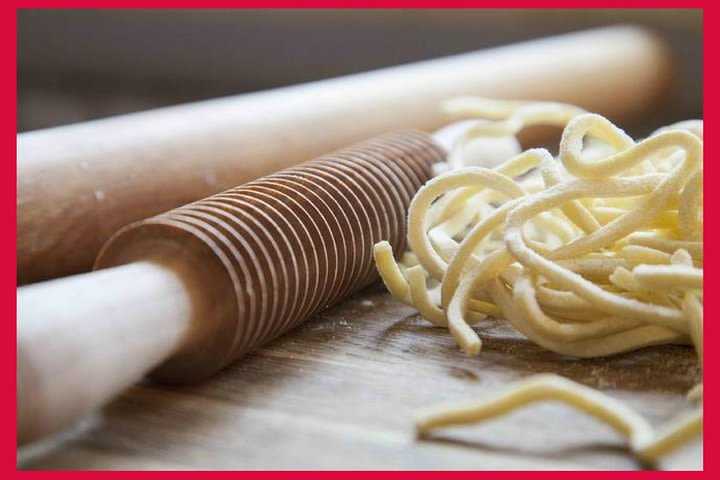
xmin=96 ymin=130 xmax=445 ymax=383
xmin=95 ymin=221 xmax=241 ymax=383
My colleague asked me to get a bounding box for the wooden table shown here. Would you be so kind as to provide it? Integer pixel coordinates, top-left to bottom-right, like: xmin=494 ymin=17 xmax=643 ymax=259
xmin=18 ymin=283 xmax=702 ymax=470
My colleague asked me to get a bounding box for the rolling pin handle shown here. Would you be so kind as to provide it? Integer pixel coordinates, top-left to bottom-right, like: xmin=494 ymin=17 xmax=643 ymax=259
xmin=17 ymin=261 xmax=193 ymax=445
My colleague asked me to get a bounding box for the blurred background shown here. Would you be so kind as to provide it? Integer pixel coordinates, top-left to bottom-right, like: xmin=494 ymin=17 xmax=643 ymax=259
xmin=17 ymin=9 xmax=702 ymax=133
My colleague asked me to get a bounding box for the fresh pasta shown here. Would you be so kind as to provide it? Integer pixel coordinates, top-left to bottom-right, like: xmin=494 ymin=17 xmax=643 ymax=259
xmin=373 ymin=98 xmax=703 ymax=468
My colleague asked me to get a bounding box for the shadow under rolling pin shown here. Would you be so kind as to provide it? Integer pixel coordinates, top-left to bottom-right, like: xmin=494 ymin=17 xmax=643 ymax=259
xmin=17 ymin=131 xmax=444 ymax=445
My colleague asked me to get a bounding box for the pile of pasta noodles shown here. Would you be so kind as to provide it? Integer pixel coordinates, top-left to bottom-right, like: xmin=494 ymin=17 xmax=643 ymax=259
xmin=373 ymin=98 xmax=703 ymax=467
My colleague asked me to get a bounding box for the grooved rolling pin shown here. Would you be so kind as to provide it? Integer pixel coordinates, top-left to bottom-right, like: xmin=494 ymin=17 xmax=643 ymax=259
xmin=17 ymin=131 xmax=443 ymax=445
xmin=17 ymin=26 xmax=672 ymax=284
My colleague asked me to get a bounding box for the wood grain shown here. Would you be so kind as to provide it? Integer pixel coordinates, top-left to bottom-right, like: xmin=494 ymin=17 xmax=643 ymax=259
xmin=18 ymin=284 xmax=701 ymax=470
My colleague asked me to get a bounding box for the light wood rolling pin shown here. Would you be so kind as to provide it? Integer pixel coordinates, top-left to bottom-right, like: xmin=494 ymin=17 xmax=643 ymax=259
xmin=17 ymin=131 xmax=442 ymax=445
xmin=17 ymin=26 xmax=672 ymax=284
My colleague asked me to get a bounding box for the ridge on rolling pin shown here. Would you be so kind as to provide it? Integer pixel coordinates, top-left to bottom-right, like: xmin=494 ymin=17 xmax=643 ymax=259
xmin=17 ymin=26 xmax=672 ymax=284
xmin=17 ymin=131 xmax=443 ymax=446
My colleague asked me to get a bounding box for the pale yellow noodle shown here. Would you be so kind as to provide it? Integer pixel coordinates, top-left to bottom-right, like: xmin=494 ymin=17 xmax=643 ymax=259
xmin=371 ymin=99 xmax=703 ymax=466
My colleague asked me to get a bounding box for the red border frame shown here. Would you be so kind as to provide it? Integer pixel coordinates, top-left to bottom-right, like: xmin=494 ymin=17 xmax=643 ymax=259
xmin=7 ymin=3 xmax=710 ymax=477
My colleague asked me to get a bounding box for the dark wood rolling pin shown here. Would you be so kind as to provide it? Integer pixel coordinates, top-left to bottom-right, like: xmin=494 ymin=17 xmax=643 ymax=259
xmin=17 ymin=26 xmax=672 ymax=284
xmin=17 ymin=131 xmax=443 ymax=445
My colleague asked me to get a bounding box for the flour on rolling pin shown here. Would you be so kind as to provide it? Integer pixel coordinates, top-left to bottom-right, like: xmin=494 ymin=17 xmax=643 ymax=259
xmin=16 ymin=26 xmax=672 ymax=284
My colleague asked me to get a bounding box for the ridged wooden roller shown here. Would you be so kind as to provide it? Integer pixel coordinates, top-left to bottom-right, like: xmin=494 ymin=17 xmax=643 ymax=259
xmin=17 ymin=131 xmax=443 ymax=444
xmin=95 ymin=130 xmax=439 ymax=380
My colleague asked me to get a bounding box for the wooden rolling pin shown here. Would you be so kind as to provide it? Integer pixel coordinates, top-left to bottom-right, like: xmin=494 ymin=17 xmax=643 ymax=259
xmin=17 ymin=26 xmax=672 ymax=284
xmin=17 ymin=131 xmax=442 ymax=445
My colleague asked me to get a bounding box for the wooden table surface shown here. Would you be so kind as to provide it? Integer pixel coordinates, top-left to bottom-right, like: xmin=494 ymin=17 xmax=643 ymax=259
xmin=18 ymin=283 xmax=702 ymax=470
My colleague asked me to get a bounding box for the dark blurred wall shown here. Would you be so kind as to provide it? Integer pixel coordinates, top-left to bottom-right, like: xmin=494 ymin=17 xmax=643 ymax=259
xmin=17 ymin=9 xmax=702 ymax=132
